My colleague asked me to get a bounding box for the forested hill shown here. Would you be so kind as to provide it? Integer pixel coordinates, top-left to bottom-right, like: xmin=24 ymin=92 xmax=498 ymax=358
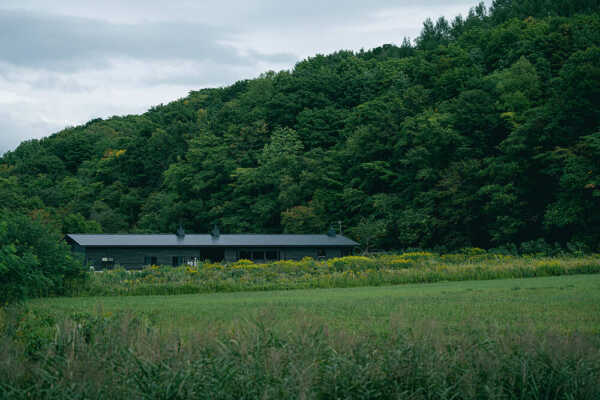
xmin=2 ymin=0 xmax=600 ymax=252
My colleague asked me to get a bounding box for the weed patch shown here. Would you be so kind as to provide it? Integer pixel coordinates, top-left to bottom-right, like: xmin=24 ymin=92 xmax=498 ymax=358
xmin=76 ymin=253 xmax=600 ymax=297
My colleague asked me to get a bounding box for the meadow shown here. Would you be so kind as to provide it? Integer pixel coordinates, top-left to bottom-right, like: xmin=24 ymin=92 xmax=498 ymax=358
xmin=74 ymin=252 xmax=600 ymax=297
xmin=2 ymin=274 xmax=600 ymax=399
xmin=30 ymin=274 xmax=600 ymax=334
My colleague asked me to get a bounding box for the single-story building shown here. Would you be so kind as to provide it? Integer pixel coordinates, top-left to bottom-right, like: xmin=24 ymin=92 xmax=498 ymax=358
xmin=65 ymin=227 xmax=358 ymax=269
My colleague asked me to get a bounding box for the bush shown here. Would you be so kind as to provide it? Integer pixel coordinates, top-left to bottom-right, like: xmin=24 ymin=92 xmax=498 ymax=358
xmin=0 ymin=210 xmax=85 ymax=303
xmin=77 ymin=253 xmax=600 ymax=297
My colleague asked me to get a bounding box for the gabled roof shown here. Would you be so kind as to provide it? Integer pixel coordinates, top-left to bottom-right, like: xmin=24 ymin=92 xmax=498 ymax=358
xmin=65 ymin=234 xmax=358 ymax=248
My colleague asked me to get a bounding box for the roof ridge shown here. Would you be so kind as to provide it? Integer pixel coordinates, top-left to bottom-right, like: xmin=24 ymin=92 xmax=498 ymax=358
xmin=65 ymin=233 xmax=359 ymax=247
xmin=68 ymin=233 xmax=346 ymax=236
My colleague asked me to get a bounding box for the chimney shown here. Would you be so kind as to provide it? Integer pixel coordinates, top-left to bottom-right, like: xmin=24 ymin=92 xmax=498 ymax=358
xmin=176 ymin=224 xmax=185 ymax=239
xmin=211 ymin=224 xmax=220 ymax=239
xmin=327 ymin=226 xmax=337 ymax=237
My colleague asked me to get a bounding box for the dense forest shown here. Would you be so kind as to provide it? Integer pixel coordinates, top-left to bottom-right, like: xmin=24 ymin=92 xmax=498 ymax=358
xmin=1 ymin=0 xmax=599 ymax=252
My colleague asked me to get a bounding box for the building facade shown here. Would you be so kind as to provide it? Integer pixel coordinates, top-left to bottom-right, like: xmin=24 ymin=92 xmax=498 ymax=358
xmin=65 ymin=230 xmax=358 ymax=269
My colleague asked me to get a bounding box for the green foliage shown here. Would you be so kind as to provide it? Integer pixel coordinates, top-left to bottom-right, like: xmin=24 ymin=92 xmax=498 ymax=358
xmin=2 ymin=278 xmax=600 ymax=399
xmin=61 ymin=213 xmax=103 ymax=234
xmin=281 ymin=203 xmax=323 ymax=233
xmin=1 ymin=1 xmax=600 ymax=251
xmin=73 ymin=253 xmax=600 ymax=297
xmin=351 ymin=217 xmax=387 ymax=253
xmin=0 ymin=211 xmax=85 ymax=303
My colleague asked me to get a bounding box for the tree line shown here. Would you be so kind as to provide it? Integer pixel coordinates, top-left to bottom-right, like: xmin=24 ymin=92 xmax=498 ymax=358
xmin=1 ymin=0 xmax=599 ymax=253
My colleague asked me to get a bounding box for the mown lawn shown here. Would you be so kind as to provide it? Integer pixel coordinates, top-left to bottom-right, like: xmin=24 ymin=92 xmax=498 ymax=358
xmin=31 ymin=274 xmax=600 ymax=335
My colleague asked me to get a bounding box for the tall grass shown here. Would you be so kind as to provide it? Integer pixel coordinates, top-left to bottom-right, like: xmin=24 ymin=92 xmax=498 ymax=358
xmin=1 ymin=306 xmax=599 ymax=399
xmin=73 ymin=252 xmax=600 ymax=297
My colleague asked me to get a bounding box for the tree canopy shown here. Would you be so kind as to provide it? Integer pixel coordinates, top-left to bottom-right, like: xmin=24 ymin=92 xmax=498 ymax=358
xmin=0 ymin=210 xmax=84 ymax=302
xmin=2 ymin=0 xmax=599 ymax=252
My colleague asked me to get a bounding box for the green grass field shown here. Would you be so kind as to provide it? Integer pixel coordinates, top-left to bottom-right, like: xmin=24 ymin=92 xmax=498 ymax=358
xmin=32 ymin=274 xmax=600 ymax=335
xmin=4 ymin=274 xmax=600 ymax=399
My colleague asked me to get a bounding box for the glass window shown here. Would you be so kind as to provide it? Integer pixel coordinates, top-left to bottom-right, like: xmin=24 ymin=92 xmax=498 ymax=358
xmin=240 ymin=250 xmax=251 ymax=260
xmin=101 ymin=257 xmax=114 ymax=269
xmin=183 ymin=256 xmax=198 ymax=267
xmin=172 ymin=256 xmax=180 ymax=267
xmin=145 ymin=256 xmax=159 ymax=265
xmin=144 ymin=256 xmax=157 ymax=265
xmin=266 ymin=251 xmax=278 ymax=260
xmin=252 ymin=251 xmax=265 ymax=260
xmin=317 ymin=248 xmax=326 ymax=258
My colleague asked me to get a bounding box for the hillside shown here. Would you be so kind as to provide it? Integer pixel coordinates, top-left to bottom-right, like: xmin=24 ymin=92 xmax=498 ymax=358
xmin=1 ymin=0 xmax=600 ymax=252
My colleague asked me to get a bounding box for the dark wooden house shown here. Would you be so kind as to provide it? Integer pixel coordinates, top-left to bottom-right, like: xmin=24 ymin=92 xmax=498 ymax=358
xmin=65 ymin=228 xmax=358 ymax=269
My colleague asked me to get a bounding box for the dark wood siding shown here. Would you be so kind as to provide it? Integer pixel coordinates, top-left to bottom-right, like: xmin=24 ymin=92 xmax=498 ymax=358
xmin=83 ymin=246 xmax=353 ymax=269
xmin=85 ymin=247 xmax=202 ymax=269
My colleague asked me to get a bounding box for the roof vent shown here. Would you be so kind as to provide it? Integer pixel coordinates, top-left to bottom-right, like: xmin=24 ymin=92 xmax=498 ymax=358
xmin=327 ymin=226 xmax=337 ymax=237
xmin=176 ymin=224 xmax=185 ymax=239
xmin=211 ymin=224 xmax=220 ymax=239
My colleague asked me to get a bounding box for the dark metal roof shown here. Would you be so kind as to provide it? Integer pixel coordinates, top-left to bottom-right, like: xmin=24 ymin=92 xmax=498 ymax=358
xmin=66 ymin=233 xmax=358 ymax=248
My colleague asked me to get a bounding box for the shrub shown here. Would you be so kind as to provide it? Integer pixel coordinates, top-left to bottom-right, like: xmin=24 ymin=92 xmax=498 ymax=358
xmin=327 ymin=255 xmax=376 ymax=271
xmin=74 ymin=254 xmax=600 ymax=297
xmin=13 ymin=307 xmax=56 ymax=358
xmin=0 ymin=210 xmax=85 ymax=303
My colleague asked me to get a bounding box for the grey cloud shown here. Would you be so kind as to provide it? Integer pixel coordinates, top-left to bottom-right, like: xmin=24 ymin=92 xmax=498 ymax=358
xmin=201 ymin=0 xmax=479 ymax=30
xmin=0 ymin=111 xmax=63 ymax=155
xmin=1 ymin=0 xmax=478 ymax=26
xmin=0 ymin=10 xmax=297 ymax=71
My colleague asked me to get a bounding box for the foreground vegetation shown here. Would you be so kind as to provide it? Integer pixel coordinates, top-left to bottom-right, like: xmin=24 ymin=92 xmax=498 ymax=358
xmin=2 ymin=275 xmax=600 ymax=399
xmin=75 ymin=252 xmax=600 ymax=296
xmin=0 ymin=210 xmax=85 ymax=303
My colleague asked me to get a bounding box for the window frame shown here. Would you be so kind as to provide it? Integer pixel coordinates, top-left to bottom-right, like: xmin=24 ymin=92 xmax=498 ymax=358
xmin=239 ymin=250 xmax=252 ymax=260
xmin=252 ymin=250 xmax=265 ymax=261
xmin=145 ymin=256 xmax=158 ymax=266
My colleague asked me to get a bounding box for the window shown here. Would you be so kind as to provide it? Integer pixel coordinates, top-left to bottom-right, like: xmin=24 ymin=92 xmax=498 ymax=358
xmin=252 ymin=251 xmax=265 ymax=261
xmin=145 ymin=256 xmax=158 ymax=266
xmin=172 ymin=256 xmax=181 ymax=267
xmin=317 ymin=248 xmax=326 ymax=258
xmin=266 ymin=250 xmax=278 ymax=261
xmin=182 ymin=256 xmax=198 ymax=267
xmin=101 ymin=257 xmax=114 ymax=269
xmin=240 ymin=250 xmax=251 ymax=260
xmin=200 ymin=249 xmax=224 ymax=262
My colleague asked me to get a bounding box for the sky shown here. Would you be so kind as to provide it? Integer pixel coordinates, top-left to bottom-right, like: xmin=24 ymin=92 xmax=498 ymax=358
xmin=0 ymin=0 xmax=488 ymax=155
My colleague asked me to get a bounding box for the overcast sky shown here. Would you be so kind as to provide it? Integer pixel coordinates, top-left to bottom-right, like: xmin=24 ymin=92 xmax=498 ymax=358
xmin=0 ymin=0 xmax=488 ymax=155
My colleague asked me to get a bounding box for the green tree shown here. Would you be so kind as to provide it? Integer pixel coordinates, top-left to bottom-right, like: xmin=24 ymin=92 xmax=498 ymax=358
xmin=281 ymin=204 xmax=324 ymax=233
xmin=1 ymin=1 xmax=600 ymax=252
xmin=351 ymin=218 xmax=387 ymax=254
xmin=0 ymin=210 xmax=85 ymax=302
